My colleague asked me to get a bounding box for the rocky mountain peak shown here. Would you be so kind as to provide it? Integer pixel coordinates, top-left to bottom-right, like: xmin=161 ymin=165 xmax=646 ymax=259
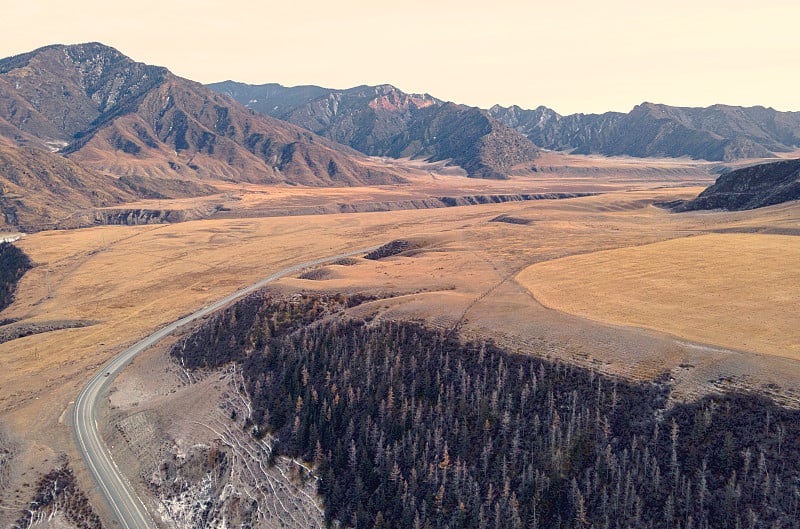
xmin=366 ymin=88 xmax=437 ymax=113
xmin=487 ymin=104 xmax=562 ymax=133
xmin=372 ymin=83 xmax=400 ymax=95
xmin=631 ymin=102 xmax=668 ymax=116
xmin=0 ymin=42 xmax=167 ymax=141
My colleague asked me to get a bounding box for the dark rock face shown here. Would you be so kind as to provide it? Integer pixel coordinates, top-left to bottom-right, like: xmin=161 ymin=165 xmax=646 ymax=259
xmin=489 ymin=102 xmax=800 ymax=162
xmin=208 ymin=81 xmax=539 ymax=178
xmin=678 ymin=158 xmax=800 ymax=211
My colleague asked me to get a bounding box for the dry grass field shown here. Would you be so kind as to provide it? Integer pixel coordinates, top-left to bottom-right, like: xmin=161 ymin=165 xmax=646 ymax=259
xmin=95 ymin=153 xmax=720 ymax=219
xmin=0 ymin=154 xmax=798 ymax=524
xmin=518 ymin=233 xmax=800 ymax=360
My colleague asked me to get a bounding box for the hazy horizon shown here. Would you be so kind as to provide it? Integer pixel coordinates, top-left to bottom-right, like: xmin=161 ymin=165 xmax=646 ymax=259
xmin=4 ymin=0 xmax=799 ymax=115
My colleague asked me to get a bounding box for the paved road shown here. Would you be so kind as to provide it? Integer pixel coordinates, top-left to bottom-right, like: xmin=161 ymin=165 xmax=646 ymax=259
xmin=72 ymin=246 xmax=379 ymax=529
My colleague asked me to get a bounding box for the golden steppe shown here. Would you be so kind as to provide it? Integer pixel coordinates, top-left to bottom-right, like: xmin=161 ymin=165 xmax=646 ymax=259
xmin=0 ymin=154 xmax=798 ymax=521
xmin=518 ymin=233 xmax=800 ymax=360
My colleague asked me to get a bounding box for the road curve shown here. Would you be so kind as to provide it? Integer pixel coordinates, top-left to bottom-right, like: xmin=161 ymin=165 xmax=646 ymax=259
xmin=73 ymin=245 xmax=380 ymax=529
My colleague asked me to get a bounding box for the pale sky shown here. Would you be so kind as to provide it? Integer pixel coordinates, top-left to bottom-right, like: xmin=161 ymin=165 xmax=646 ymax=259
xmin=3 ymin=0 xmax=798 ymax=115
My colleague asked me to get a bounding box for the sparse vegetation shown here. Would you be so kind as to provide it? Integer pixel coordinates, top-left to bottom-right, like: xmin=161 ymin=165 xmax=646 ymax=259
xmin=0 ymin=242 xmax=32 ymax=312
xmin=519 ymin=233 xmax=800 ymax=360
xmin=174 ymin=294 xmax=800 ymax=529
xmin=332 ymin=257 xmax=360 ymax=266
xmin=12 ymin=461 xmax=103 ymax=529
xmin=490 ymin=214 xmax=533 ymax=225
xmin=364 ymin=239 xmax=422 ymax=260
xmin=298 ymin=267 xmax=332 ymax=280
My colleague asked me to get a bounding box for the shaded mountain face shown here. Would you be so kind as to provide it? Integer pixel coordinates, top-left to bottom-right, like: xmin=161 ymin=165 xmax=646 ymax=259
xmin=0 ymin=135 xmax=127 ymax=230
xmin=0 ymin=43 xmax=403 ymax=190
xmin=489 ymin=102 xmax=800 ymax=162
xmin=208 ymin=81 xmax=539 ymax=179
xmin=678 ymin=157 xmax=800 ymax=211
xmin=0 ymin=136 xmax=221 ymax=231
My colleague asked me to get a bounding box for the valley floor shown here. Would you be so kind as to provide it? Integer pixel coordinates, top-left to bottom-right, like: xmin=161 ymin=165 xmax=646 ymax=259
xmin=0 ymin=159 xmax=797 ymax=527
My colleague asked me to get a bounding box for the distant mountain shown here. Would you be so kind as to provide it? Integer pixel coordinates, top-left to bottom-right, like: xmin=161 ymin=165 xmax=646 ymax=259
xmin=489 ymin=103 xmax=800 ymax=162
xmin=208 ymin=82 xmax=539 ymax=179
xmin=0 ymin=43 xmax=410 ymax=229
xmin=0 ymin=44 xmax=403 ymax=185
xmin=677 ymin=158 xmax=800 ymax=211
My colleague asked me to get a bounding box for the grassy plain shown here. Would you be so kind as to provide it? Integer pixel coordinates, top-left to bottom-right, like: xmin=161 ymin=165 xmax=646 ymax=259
xmin=518 ymin=233 xmax=800 ymax=360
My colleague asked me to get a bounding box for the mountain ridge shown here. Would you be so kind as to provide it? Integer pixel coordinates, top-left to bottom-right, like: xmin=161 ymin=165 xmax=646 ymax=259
xmin=0 ymin=43 xmax=404 ymax=187
xmin=211 ymin=79 xmax=800 ymax=165
xmin=208 ymin=81 xmax=540 ymax=179
xmin=1 ymin=42 xmax=798 ymax=231
xmin=489 ymin=101 xmax=800 ymax=162
xmin=0 ymin=43 xmax=411 ymax=229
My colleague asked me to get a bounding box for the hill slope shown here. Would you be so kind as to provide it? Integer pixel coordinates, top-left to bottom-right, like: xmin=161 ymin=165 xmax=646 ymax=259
xmin=489 ymin=102 xmax=800 ymax=162
xmin=0 ymin=137 xmax=134 ymax=230
xmin=0 ymin=43 xmax=404 ymax=189
xmin=208 ymin=81 xmax=539 ymax=179
xmin=678 ymin=158 xmax=800 ymax=211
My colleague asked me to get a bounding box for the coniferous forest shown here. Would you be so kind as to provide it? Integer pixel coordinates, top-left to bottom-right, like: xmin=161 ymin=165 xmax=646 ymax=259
xmin=173 ymin=293 xmax=800 ymax=529
xmin=0 ymin=242 xmax=32 ymax=312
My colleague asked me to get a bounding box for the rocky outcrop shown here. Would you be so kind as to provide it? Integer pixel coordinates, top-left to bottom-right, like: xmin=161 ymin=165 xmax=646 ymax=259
xmin=437 ymin=192 xmax=593 ymax=206
xmin=93 ymin=208 xmax=190 ymax=225
xmin=212 ymin=192 xmax=596 ymax=220
xmin=677 ymin=158 xmax=800 ymax=211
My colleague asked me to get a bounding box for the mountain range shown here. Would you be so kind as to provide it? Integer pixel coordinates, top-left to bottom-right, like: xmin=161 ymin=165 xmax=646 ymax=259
xmin=0 ymin=43 xmax=405 ymax=229
xmin=208 ymin=81 xmax=540 ymax=179
xmin=488 ymin=102 xmax=800 ymax=162
xmin=211 ymin=81 xmax=800 ymax=164
xmin=0 ymin=42 xmax=798 ymax=230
